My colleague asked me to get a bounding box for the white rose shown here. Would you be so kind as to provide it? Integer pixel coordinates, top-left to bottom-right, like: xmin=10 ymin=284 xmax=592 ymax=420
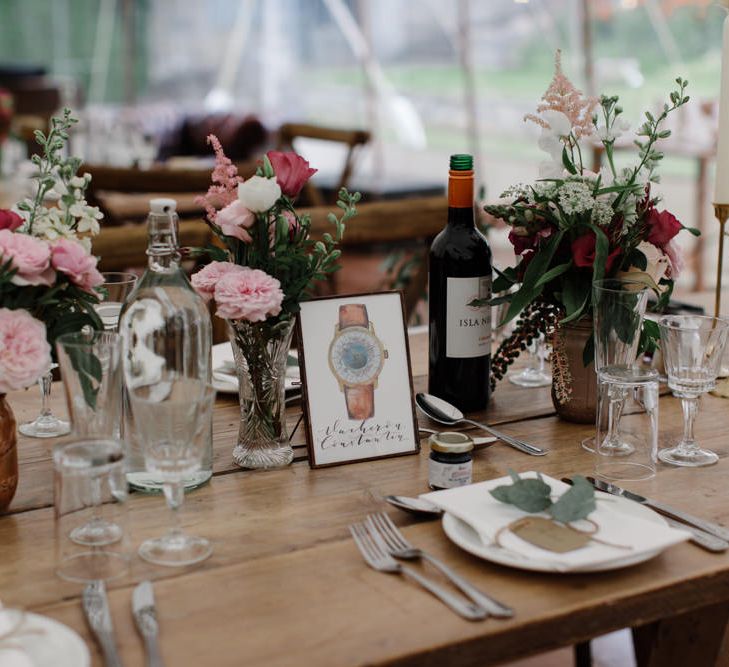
xmin=616 ymin=241 xmax=669 ymax=291
xmin=238 ymin=176 xmax=281 ymax=213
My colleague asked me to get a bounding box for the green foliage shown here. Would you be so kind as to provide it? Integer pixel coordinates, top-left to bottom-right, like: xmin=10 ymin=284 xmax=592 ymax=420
xmin=490 ymin=471 xmax=596 ymax=523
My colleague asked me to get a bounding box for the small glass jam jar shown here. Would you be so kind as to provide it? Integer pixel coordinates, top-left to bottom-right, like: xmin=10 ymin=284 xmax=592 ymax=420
xmin=428 ymin=432 xmax=473 ymax=490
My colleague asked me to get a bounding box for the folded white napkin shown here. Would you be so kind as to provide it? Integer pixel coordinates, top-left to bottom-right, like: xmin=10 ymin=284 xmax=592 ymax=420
xmin=0 ymin=608 xmax=34 ymax=667
xmin=421 ymin=472 xmax=690 ymax=572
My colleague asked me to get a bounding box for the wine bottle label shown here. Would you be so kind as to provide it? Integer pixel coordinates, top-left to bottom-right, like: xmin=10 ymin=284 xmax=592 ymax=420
xmin=446 ymin=276 xmax=491 ymax=358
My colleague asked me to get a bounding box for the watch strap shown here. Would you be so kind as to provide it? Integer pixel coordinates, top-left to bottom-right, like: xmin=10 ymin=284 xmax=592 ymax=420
xmin=344 ymin=385 xmax=375 ymax=420
xmin=339 ymin=304 xmax=368 ymax=329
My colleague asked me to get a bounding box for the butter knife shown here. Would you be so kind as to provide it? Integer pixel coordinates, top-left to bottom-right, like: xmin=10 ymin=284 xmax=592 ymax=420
xmin=585 ymin=477 xmax=729 ymax=545
xmin=82 ymin=580 xmax=124 ymax=667
xmin=132 ymin=581 xmax=165 ymax=667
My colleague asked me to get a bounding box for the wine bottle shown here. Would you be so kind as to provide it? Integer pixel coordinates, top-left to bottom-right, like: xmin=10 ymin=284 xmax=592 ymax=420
xmin=428 ymin=154 xmax=492 ymax=412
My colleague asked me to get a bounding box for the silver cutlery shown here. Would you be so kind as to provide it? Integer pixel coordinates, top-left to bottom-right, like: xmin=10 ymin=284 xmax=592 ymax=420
xmin=586 ymin=477 xmax=729 ymax=544
xmin=563 ymin=477 xmax=729 ymax=552
xmin=416 ymin=393 xmax=547 ymax=457
xmin=132 ymin=581 xmax=165 ymax=667
xmin=366 ymin=512 xmax=514 ymax=618
xmin=385 ymin=495 xmax=444 ymax=517
xmin=82 ymin=580 xmax=124 ymax=667
xmin=349 ymin=522 xmax=487 ymax=621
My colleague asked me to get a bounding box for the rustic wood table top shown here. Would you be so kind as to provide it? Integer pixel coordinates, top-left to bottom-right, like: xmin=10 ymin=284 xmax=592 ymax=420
xmin=2 ymin=332 xmax=729 ymax=666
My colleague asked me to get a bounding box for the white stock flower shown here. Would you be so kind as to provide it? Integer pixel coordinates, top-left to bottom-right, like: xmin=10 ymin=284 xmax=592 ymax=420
xmin=238 ymin=176 xmax=281 ymax=213
xmin=597 ymin=118 xmax=630 ymax=143
xmin=541 ymin=109 xmax=572 ymax=138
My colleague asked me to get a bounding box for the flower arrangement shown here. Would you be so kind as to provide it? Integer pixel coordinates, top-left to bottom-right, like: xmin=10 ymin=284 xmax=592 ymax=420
xmin=189 ymin=136 xmax=358 ymax=468
xmin=190 ymin=136 xmax=358 ymax=324
xmin=487 ymin=52 xmax=696 ymax=389
xmin=0 ymin=109 xmax=104 ymax=394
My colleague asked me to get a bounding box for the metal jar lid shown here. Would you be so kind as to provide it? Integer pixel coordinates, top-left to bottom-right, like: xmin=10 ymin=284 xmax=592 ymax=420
xmin=428 ymin=431 xmax=474 ymax=454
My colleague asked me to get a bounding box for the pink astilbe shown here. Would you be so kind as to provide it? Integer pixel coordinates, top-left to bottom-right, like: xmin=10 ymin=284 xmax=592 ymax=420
xmin=524 ymin=50 xmax=598 ymax=140
xmin=195 ymin=135 xmax=242 ymax=222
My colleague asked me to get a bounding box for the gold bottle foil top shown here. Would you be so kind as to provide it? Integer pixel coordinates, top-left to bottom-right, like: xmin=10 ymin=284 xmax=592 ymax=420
xmin=429 ymin=431 xmax=474 ymax=454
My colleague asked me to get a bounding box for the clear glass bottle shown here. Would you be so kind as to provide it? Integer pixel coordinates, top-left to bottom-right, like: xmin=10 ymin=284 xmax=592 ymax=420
xmin=119 ymin=198 xmax=213 ymax=492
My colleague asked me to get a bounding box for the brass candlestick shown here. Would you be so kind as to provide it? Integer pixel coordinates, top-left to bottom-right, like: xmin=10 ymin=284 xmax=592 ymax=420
xmin=712 ymin=203 xmax=729 ymax=398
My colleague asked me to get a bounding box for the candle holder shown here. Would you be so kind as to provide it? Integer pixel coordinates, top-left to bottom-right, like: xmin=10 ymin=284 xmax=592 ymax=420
xmin=711 ymin=203 xmax=729 ymax=398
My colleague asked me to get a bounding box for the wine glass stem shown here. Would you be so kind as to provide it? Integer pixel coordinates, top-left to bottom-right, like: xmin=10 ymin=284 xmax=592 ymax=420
xmin=163 ymin=480 xmax=184 ymax=539
xmin=39 ymin=371 xmax=52 ymax=418
xmin=680 ymin=396 xmax=699 ymax=451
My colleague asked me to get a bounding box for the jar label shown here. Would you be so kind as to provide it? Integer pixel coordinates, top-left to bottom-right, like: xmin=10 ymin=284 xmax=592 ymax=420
xmin=429 ymin=458 xmax=472 ymax=489
xmin=446 ymin=276 xmax=491 ymax=358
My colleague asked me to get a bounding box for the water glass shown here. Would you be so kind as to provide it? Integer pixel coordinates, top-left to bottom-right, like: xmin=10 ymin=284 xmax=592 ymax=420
xmin=595 ymin=367 xmax=659 ymax=481
xmin=583 ymin=278 xmax=650 ymax=452
xmin=56 ymin=331 xmax=123 ymax=439
xmin=95 ymin=272 xmax=138 ymax=331
xmin=592 ymin=278 xmax=650 ymax=371
xmin=658 ymin=315 xmax=729 ymax=467
xmin=54 ymin=438 xmax=130 ymax=583
xmin=129 ymin=376 xmax=216 ymax=567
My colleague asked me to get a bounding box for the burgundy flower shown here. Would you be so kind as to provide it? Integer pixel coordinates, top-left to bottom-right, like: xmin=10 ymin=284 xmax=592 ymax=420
xmin=571 ymin=232 xmax=621 ymax=273
xmin=0 ymin=209 xmax=23 ymax=231
xmin=508 ymin=228 xmax=535 ymax=255
xmin=646 ymin=208 xmax=682 ymax=249
xmin=266 ymin=151 xmax=317 ymax=198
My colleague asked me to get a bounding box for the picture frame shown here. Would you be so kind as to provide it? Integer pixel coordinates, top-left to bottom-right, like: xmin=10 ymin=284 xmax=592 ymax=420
xmin=296 ymin=290 xmax=420 ymax=468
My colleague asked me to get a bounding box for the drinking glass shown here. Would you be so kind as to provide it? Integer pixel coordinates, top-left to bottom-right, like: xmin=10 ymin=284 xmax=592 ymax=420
xmin=658 ymin=315 xmax=729 ymax=467
xmin=508 ymin=333 xmax=551 ymax=387
xmin=582 ymin=278 xmax=650 ymax=452
xmin=56 ymin=331 xmax=123 ymax=439
xmin=94 ymin=272 xmax=138 ymax=331
xmin=129 ymin=376 xmax=216 ymax=567
xmin=17 ymin=364 xmax=70 ymax=438
xmin=595 ymin=367 xmax=659 ymax=481
xmin=54 ymin=438 xmax=130 ymax=583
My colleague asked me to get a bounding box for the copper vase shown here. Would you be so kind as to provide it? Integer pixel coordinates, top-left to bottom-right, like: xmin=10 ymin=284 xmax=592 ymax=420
xmin=551 ymin=318 xmax=597 ymax=424
xmin=0 ymin=394 xmax=18 ymax=512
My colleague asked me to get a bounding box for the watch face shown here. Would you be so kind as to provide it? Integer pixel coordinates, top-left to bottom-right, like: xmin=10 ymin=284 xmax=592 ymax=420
xmin=329 ymin=328 xmax=383 ymax=385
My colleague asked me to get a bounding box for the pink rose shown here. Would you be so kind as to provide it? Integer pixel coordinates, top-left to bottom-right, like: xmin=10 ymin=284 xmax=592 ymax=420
xmin=216 ymin=199 xmax=255 ymax=243
xmin=0 ymin=229 xmax=54 ymax=286
xmin=267 ymin=150 xmax=317 ymax=198
xmin=0 ymin=209 xmax=23 ymax=231
xmin=213 ymin=267 xmax=284 ymax=322
xmin=50 ymin=238 xmax=103 ymax=293
xmin=646 ymin=208 xmax=682 ymax=248
xmin=0 ymin=308 xmax=51 ymax=393
xmin=191 ymin=261 xmax=244 ymax=302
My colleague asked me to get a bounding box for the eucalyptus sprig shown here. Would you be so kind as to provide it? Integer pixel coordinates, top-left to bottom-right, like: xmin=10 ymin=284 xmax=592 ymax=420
xmin=490 ymin=471 xmax=596 ymax=523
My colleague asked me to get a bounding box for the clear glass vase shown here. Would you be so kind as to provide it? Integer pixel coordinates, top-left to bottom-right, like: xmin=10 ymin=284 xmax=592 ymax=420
xmin=229 ymin=318 xmax=296 ymax=470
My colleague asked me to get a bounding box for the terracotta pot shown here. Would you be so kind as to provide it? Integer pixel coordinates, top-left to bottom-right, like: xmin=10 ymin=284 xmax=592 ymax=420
xmin=551 ymin=317 xmax=597 ymax=424
xmin=0 ymin=394 xmax=18 ymax=512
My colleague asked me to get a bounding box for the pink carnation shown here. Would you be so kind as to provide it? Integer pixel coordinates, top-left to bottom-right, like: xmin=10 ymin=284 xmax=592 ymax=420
xmin=50 ymin=238 xmax=103 ymax=293
xmin=213 ymin=267 xmax=284 ymax=322
xmin=191 ymin=261 xmax=244 ymax=302
xmin=0 ymin=308 xmax=51 ymax=393
xmin=216 ymin=199 xmax=255 ymax=243
xmin=0 ymin=229 xmax=54 ymax=286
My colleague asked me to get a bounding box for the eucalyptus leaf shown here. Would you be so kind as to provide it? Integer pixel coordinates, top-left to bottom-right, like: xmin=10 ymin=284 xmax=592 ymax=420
xmin=548 ymin=475 xmax=596 ymax=523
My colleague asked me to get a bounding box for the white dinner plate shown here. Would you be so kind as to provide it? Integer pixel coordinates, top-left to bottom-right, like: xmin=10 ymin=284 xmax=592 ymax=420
xmin=442 ymin=491 xmax=668 ymax=573
xmin=0 ymin=611 xmax=90 ymax=667
xmin=212 ymin=342 xmax=300 ymax=395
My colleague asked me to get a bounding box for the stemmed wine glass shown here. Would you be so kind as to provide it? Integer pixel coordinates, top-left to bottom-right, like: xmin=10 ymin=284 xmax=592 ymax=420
xmin=94 ymin=272 xmax=138 ymax=331
xmin=18 ymin=364 xmax=70 ymax=438
xmin=129 ymin=375 xmax=216 ymax=566
xmin=658 ymin=315 xmax=729 ymax=467
xmin=508 ymin=333 xmax=551 ymax=387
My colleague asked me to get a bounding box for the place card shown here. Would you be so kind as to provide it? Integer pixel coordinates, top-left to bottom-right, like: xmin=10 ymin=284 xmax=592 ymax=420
xmin=297 ymin=291 xmax=419 ymax=468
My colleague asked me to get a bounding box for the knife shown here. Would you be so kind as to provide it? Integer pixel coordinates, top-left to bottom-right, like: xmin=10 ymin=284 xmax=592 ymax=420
xmin=82 ymin=580 xmax=124 ymax=667
xmin=585 ymin=477 xmax=729 ymax=546
xmin=562 ymin=478 xmax=728 ymax=552
xmin=132 ymin=581 xmax=165 ymax=667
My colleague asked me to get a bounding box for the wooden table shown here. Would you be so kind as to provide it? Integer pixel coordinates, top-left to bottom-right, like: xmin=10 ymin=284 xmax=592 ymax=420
xmin=3 ymin=334 xmax=729 ymax=666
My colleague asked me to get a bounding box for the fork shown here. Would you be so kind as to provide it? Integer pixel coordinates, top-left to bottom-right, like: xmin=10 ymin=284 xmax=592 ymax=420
xmin=367 ymin=513 xmax=514 ymax=618
xmin=349 ymin=522 xmax=487 ymax=621
xmin=82 ymin=580 xmax=124 ymax=667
